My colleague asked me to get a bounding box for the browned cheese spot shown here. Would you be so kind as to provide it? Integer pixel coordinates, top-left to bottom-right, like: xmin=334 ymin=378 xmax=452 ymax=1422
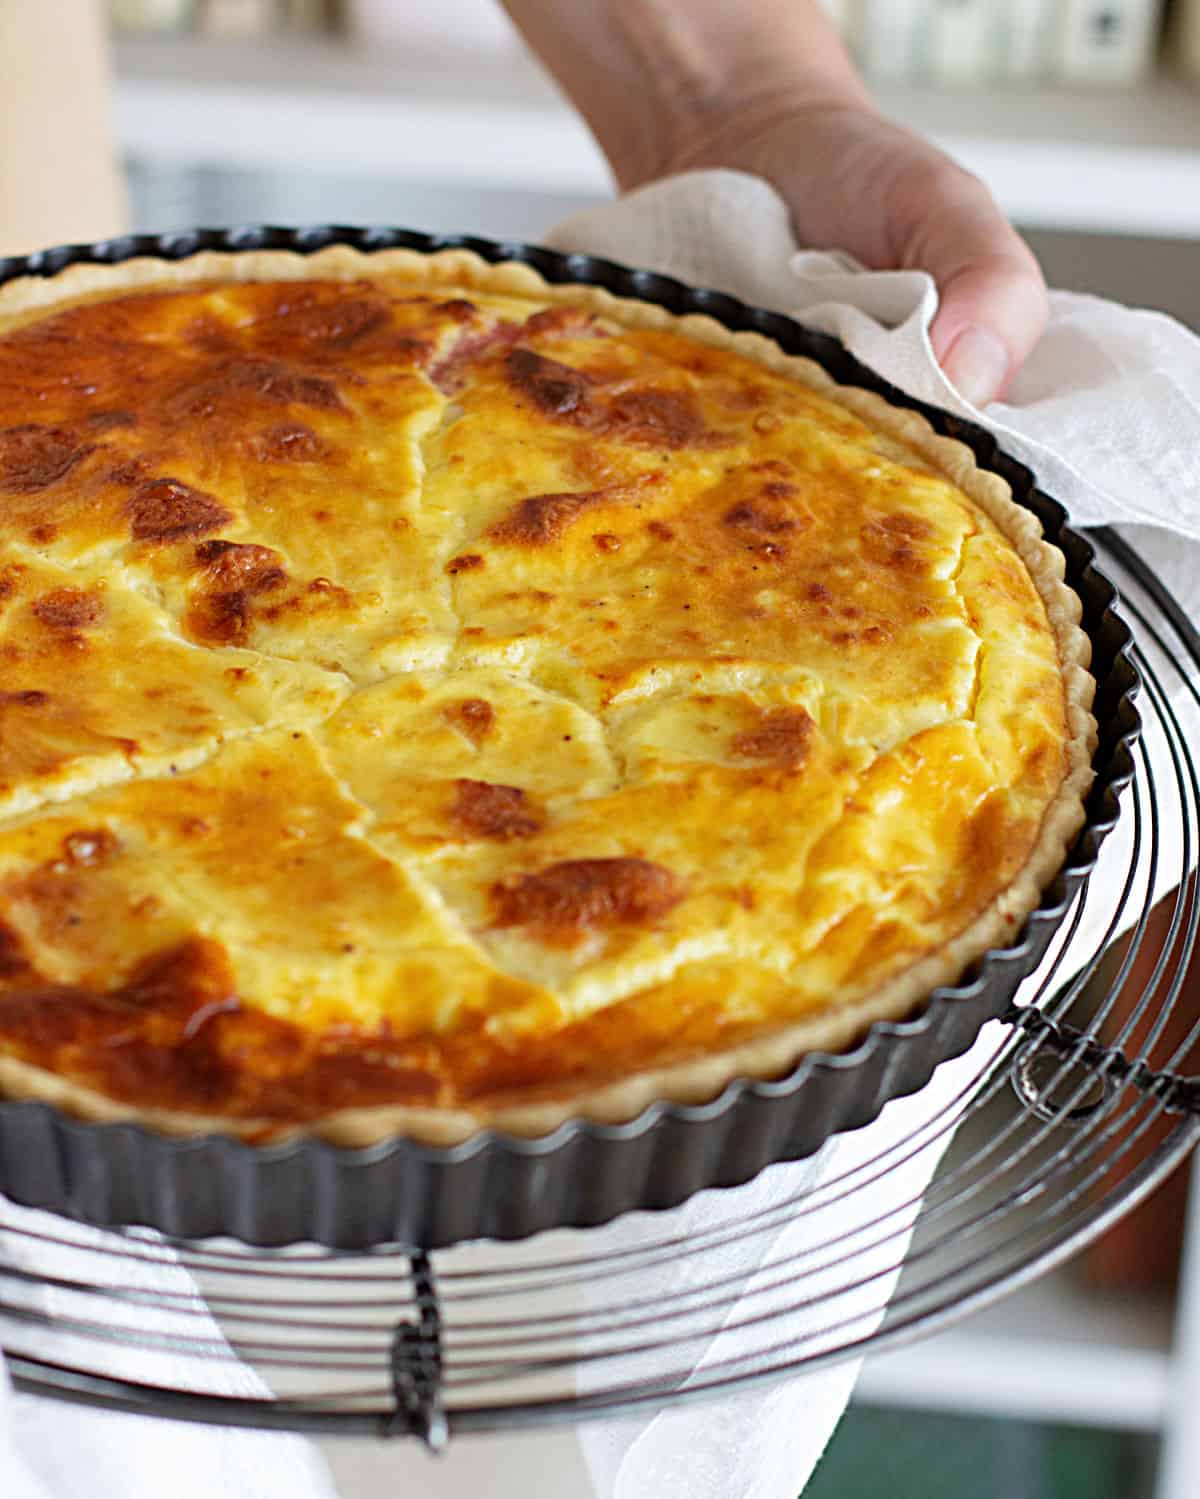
xmin=195 ymin=537 xmax=286 ymax=586
xmin=446 ymin=553 xmax=485 ymax=575
xmin=61 ymin=828 xmax=122 ymax=867
xmin=443 ymin=698 xmax=494 ymax=746
xmin=126 ymin=479 xmax=232 ymax=544
xmin=731 ymin=707 xmax=815 ymax=769
xmin=505 ymin=347 xmax=592 ymax=417
xmin=435 ymin=299 xmax=479 ymax=323
xmin=31 ymin=588 xmax=104 ymax=631
xmin=186 ymin=538 xmax=288 ymax=643
xmin=492 ymin=857 xmax=684 ymax=936
xmin=451 ymin=779 xmax=544 ymax=841
xmin=489 ymin=490 xmax=606 ymax=547
xmin=0 ymin=919 xmax=33 ymax=980
xmin=261 ymin=292 xmax=390 ymax=351
xmin=0 ymin=936 xmax=240 ymax=1069
xmin=878 ymin=511 xmax=932 ymax=539
xmin=601 ymin=387 xmax=710 ymax=448
xmin=723 ymin=489 xmax=800 ymax=535
xmin=0 ymin=425 xmax=94 ymax=493
xmin=522 ymin=306 xmax=600 ymax=339
xmin=860 ymin=513 xmax=934 ymax=573
xmin=175 ymin=358 xmax=344 ymax=421
xmin=0 ymin=932 xmax=454 ymax=1117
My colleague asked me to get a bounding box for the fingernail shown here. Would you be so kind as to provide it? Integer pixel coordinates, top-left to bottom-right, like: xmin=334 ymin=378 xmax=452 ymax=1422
xmin=940 ymin=326 xmax=1010 ymax=407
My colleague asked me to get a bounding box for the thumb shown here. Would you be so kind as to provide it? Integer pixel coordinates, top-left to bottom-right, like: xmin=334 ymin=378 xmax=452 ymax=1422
xmin=892 ymin=161 xmax=1048 ymax=406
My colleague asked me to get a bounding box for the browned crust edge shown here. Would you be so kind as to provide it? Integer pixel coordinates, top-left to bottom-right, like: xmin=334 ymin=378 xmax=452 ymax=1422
xmin=0 ymin=245 xmax=1097 ymax=1146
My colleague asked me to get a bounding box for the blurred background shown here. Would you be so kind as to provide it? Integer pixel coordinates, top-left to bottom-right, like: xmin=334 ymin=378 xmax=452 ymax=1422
xmin=23 ymin=2 xmax=1200 ymax=1494
xmin=107 ymin=0 xmax=1200 ymax=329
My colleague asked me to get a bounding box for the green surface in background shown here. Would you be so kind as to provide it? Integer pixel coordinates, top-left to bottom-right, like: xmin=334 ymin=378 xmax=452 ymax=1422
xmin=804 ymin=1405 xmax=1154 ymax=1499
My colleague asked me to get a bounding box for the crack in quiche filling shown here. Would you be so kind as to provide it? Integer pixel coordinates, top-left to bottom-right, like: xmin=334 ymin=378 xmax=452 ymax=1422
xmin=0 ymin=250 xmax=1095 ymax=1142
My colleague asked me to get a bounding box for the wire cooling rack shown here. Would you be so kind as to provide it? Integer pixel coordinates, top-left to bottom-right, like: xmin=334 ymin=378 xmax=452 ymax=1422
xmin=2 ymin=525 xmax=1198 ymax=1447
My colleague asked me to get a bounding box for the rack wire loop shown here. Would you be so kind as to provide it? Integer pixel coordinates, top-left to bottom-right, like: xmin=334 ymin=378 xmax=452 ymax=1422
xmin=1011 ymin=1035 xmax=1113 ymax=1123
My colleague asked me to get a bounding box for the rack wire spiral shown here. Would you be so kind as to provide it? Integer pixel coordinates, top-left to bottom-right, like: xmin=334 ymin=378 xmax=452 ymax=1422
xmin=2 ymin=525 xmax=1198 ymax=1447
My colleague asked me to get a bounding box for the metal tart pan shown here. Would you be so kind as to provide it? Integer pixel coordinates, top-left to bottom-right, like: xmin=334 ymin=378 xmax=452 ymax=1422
xmin=0 ymin=226 xmax=1140 ymax=1248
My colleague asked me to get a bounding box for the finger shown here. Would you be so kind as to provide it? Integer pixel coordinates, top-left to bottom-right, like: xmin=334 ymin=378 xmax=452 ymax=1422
xmin=932 ymin=255 xmax=1049 ymax=406
xmin=889 ymin=159 xmax=1049 ymax=405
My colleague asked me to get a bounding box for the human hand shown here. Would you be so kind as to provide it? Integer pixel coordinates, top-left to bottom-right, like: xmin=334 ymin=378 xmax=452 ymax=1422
xmin=659 ymin=101 xmax=1048 ymax=408
xmin=502 ymin=0 xmax=1046 ymax=409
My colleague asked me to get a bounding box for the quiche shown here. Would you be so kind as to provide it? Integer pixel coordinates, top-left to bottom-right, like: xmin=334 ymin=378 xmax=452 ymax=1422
xmin=0 ymin=246 xmax=1095 ymax=1146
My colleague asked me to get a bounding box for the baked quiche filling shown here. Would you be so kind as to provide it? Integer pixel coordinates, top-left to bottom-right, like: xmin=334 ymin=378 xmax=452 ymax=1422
xmin=0 ymin=250 xmax=1094 ymax=1141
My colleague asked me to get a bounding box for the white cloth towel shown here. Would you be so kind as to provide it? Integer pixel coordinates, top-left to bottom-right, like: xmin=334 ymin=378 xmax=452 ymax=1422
xmin=4 ymin=167 xmax=1200 ymax=1499
xmin=0 ymin=1203 xmax=340 ymax=1499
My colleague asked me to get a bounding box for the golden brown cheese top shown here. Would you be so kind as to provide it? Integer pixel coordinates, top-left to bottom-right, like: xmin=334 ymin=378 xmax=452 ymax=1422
xmin=0 ymin=270 xmax=1074 ymax=1131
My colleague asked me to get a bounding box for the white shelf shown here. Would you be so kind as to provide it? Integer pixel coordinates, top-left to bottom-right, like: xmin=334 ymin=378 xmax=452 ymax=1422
xmin=112 ymin=35 xmax=613 ymax=195
xmin=857 ymin=1264 xmax=1175 ymax=1430
xmin=112 ymin=35 xmax=1200 ymax=238
xmin=878 ymin=74 xmax=1200 ymax=238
